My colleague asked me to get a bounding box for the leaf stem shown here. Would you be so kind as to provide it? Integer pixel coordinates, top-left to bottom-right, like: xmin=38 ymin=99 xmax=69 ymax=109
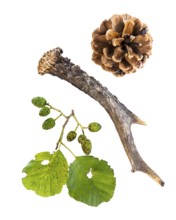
xmin=55 ymin=112 xmax=73 ymax=150
xmin=61 ymin=142 xmax=77 ymax=158
xmin=47 ymin=103 xmax=67 ymax=118
xmin=74 ymin=124 xmax=79 ymax=132
xmin=72 ymin=110 xmax=85 ymax=134
xmin=54 ymin=113 xmax=62 ymax=121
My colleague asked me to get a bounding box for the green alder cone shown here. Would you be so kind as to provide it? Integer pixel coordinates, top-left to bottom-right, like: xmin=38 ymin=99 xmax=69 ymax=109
xmin=42 ymin=118 xmax=55 ymax=130
xmin=67 ymin=131 xmax=77 ymax=142
xmin=78 ymin=134 xmax=87 ymax=144
xmin=88 ymin=122 xmax=101 ymax=132
xmin=32 ymin=97 xmax=47 ymax=108
xmin=22 ymin=150 xmax=68 ymax=197
xmin=39 ymin=107 xmax=50 ymax=116
xmin=67 ymin=156 xmax=116 ymax=206
xmin=81 ymin=139 xmax=92 ymax=155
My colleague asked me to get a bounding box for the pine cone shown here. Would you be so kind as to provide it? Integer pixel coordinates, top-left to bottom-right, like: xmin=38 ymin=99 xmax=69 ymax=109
xmin=91 ymin=14 xmax=153 ymax=76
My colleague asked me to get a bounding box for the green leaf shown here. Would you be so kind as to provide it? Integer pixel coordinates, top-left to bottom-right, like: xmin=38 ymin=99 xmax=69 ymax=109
xmin=22 ymin=150 xmax=68 ymax=197
xmin=42 ymin=118 xmax=55 ymax=130
xmin=88 ymin=122 xmax=101 ymax=132
xmin=32 ymin=97 xmax=47 ymax=108
xmin=67 ymin=156 xmax=116 ymax=206
xmin=39 ymin=107 xmax=50 ymax=116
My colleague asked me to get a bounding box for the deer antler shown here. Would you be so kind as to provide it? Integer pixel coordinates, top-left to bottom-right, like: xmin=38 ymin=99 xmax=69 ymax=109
xmin=38 ymin=47 xmax=164 ymax=186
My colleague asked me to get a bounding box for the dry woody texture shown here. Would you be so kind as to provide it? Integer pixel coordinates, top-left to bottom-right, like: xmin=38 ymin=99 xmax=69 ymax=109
xmin=91 ymin=14 xmax=152 ymax=76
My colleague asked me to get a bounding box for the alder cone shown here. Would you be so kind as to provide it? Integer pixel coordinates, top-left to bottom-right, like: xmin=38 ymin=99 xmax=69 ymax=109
xmin=91 ymin=14 xmax=153 ymax=76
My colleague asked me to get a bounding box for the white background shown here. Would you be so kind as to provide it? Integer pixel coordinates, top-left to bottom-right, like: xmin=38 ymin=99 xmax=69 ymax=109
xmin=1 ymin=0 xmax=176 ymax=219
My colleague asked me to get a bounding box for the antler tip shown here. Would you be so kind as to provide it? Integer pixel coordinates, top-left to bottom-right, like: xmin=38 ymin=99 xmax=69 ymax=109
xmin=133 ymin=116 xmax=147 ymax=126
xmin=160 ymin=180 xmax=165 ymax=187
xmin=137 ymin=118 xmax=147 ymax=126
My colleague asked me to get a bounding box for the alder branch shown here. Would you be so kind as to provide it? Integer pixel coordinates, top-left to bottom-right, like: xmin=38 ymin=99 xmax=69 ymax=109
xmin=38 ymin=47 xmax=164 ymax=186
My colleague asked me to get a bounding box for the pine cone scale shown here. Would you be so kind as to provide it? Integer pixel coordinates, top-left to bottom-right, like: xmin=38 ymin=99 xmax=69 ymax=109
xmin=111 ymin=14 xmax=124 ymax=33
xmin=119 ymin=59 xmax=132 ymax=72
xmin=105 ymin=29 xmax=119 ymax=40
xmin=130 ymin=45 xmax=143 ymax=60
xmin=103 ymin=47 xmax=114 ymax=59
xmin=112 ymin=47 xmax=125 ymax=62
xmin=94 ymin=34 xmax=108 ymax=43
xmin=122 ymin=20 xmax=135 ymax=37
xmin=100 ymin=20 xmax=112 ymax=33
xmin=112 ymin=38 xmax=124 ymax=47
xmin=125 ymin=54 xmax=140 ymax=69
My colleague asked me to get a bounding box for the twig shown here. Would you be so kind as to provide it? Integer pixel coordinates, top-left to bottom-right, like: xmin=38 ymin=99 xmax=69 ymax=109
xmin=38 ymin=47 xmax=164 ymax=186
xmin=55 ymin=111 xmax=73 ymax=150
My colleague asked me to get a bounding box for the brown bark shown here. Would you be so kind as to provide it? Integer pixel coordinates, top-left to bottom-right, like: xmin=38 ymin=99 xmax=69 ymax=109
xmin=38 ymin=47 xmax=164 ymax=186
